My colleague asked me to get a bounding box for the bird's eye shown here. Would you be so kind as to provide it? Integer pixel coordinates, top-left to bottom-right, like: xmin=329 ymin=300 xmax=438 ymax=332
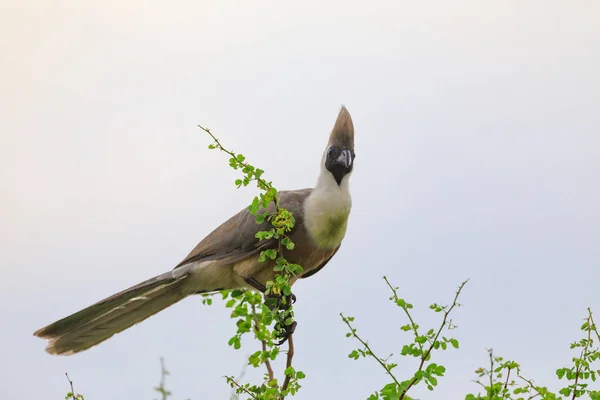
xmin=327 ymin=147 xmax=334 ymax=157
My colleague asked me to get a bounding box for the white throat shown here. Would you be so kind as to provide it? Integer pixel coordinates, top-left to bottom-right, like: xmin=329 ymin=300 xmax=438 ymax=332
xmin=303 ymin=152 xmax=352 ymax=248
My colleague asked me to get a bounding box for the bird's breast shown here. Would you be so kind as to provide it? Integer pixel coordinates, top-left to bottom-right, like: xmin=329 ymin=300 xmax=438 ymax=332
xmin=303 ymin=189 xmax=351 ymax=249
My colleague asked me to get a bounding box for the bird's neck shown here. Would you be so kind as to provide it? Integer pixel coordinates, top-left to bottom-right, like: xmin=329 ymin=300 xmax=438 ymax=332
xmin=303 ymin=167 xmax=352 ymax=249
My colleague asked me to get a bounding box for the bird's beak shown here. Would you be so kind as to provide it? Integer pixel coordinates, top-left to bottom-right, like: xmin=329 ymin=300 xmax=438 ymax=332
xmin=337 ymin=149 xmax=352 ymax=169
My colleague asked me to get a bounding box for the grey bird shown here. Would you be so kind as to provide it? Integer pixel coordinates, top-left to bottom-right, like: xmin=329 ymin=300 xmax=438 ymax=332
xmin=34 ymin=106 xmax=356 ymax=355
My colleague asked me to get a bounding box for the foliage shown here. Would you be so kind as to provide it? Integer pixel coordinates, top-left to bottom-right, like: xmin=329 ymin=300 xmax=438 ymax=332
xmin=342 ymin=277 xmax=467 ymax=400
xmin=200 ymin=125 xmax=305 ymax=399
xmin=62 ymin=130 xmax=599 ymax=400
xmin=465 ymin=308 xmax=600 ymax=400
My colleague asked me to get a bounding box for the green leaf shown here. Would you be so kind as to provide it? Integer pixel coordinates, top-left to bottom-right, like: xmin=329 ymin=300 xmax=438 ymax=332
xmin=236 ymin=154 xmax=245 ymax=162
xmin=225 ymin=299 xmax=236 ymax=308
xmin=415 ymin=336 xmax=427 ymax=344
xmin=559 ymin=387 xmax=571 ymax=396
xmin=450 ymin=339 xmax=459 ymax=349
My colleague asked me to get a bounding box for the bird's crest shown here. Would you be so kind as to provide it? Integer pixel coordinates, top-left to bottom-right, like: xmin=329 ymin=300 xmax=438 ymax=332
xmin=328 ymin=105 xmax=354 ymax=150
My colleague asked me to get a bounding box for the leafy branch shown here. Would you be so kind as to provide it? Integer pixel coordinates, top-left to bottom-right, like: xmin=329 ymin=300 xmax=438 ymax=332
xmin=198 ymin=125 xmax=306 ymax=399
xmin=342 ymin=277 xmax=468 ymax=399
xmin=466 ymin=308 xmax=600 ymax=400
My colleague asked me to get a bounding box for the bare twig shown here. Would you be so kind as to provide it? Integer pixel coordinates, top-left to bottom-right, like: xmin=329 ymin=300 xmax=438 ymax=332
xmin=504 ymin=366 xmax=511 ymax=389
xmin=65 ymin=373 xmax=82 ymax=400
xmin=281 ymin=334 xmax=296 ymax=393
xmin=473 ymin=380 xmax=487 ymax=390
xmin=65 ymin=373 xmax=75 ymax=396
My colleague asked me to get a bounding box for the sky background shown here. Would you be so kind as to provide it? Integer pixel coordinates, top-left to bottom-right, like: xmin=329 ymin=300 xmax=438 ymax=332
xmin=2 ymin=1 xmax=600 ymax=399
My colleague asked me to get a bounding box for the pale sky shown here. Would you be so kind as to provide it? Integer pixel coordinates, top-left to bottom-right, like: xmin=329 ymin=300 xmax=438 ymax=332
xmin=2 ymin=1 xmax=600 ymax=399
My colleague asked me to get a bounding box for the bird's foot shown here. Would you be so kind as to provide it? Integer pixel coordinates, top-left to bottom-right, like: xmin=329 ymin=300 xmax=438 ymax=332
xmin=275 ymin=320 xmax=297 ymax=346
xmin=265 ymin=292 xmax=296 ymax=311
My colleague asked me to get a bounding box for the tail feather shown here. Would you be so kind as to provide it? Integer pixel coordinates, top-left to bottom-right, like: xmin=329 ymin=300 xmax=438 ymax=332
xmin=34 ymin=271 xmax=188 ymax=355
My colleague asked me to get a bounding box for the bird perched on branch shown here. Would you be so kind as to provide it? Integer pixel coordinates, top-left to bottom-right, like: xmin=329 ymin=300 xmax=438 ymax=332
xmin=34 ymin=106 xmax=356 ymax=355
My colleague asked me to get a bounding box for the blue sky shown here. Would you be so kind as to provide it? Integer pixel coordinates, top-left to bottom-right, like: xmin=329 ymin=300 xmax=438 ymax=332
xmin=3 ymin=1 xmax=599 ymax=399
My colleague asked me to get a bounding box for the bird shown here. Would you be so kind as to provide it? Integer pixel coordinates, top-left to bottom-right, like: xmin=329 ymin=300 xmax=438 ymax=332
xmin=34 ymin=106 xmax=356 ymax=355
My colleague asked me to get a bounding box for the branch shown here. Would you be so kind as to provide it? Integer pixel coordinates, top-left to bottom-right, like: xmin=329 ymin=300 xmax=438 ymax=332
xmin=383 ymin=276 xmax=422 ymax=352
xmin=488 ymin=350 xmax=495 ymax=398
xmin=64 ymin=373 xmax=82 ymax=400
xmin=517 ymin=374 xmax=542 ymax=400
xmin=251 ymin=303 xmax=274 ymax=382
xmin=341 ymin=313 xmax=402 ymax=387
xmin=572 ymin=310 xmax=593 ymax=400
xmin=200 ymin=125 xmax=303 ymax=399
xmin=504 ymin=366 xmax=511 ymax=390
xmin=281 ymin=334 xmax=296 ymax=394
xmin=400 ymin=280 xmax=468 ymax=399
xmin=225 ymin=376 xmax=257 ymax=399
xmin=199 ymin=125 xmax=280 ymax=210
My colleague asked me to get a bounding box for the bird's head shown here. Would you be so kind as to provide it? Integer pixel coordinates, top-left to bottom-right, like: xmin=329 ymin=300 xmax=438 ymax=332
xmin=323 ymin=106 xmax=355 ymax=186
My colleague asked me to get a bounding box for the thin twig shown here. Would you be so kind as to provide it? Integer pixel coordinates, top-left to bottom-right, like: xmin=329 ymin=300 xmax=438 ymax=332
xmin=65 ymin=373 xmax=76 ymax=397
xmin=589 ymin=308 xmax=600 ymax=343
xmin=488 ymin=350 xmax=495 ymax=398
xmin=281 ymin=334 xmax=296 ymax=393
xmin=504 ymin=366 xmax=511 ymax=389
xmin=251 ymin=303 xmax=274 ymax=382
xmin=473 ymin=380 xmax=487 ymax=390
xmin=399 ymin=280 xmax=468 ymax=399
xmin=383 ymin=276 xmax=423 ymax=352
xmin=572 ymin=311 xmax=593 ymax=400
xmin=517 ymin=374 xmax=542 ymax=400
xmin=225 ymin=376 xmax=257 ymax=399
xmin=341 ymin=314 xmax=402 ymax=387
xmin=199 ymin=125 xmax=280 ymax=210
xmin=229 ymin=363 xmax=248 ymax=400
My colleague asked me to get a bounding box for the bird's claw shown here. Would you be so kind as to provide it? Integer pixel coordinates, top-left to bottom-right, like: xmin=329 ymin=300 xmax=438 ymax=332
xmin=265 ymin=292 xmax=296 ymax=311
xmin=276 ymin=321 xmax=297 ymax=346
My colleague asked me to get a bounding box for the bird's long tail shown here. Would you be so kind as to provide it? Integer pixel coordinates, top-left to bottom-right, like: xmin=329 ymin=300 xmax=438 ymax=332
xmin=33 ymin=270 xmax=189 ymax=355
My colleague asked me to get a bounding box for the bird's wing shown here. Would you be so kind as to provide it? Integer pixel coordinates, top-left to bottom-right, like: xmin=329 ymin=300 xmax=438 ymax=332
xmin=299 ymin=245 xmax=340 ymax=279
xmin=174 ymin=188 xmax=313 ymax=269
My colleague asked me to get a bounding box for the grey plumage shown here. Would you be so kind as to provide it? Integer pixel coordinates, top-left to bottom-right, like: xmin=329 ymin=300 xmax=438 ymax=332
xmin=34 ymin=106 xmax=356 ymax=355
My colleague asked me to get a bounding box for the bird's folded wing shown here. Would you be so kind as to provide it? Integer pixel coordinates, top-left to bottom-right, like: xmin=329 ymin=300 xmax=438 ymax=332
xmin=173 ymin=188 xmax=313 ymax=269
